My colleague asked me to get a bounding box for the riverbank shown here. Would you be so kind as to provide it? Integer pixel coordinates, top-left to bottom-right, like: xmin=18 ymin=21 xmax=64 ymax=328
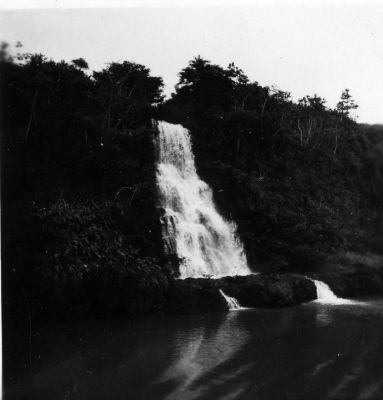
xmin=4 ymin=254 xmax=383 ymax=322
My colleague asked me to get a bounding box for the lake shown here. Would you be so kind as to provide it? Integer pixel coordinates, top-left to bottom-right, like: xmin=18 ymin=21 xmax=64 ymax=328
xmin=4 ymin=298 xmax=383 ymax=400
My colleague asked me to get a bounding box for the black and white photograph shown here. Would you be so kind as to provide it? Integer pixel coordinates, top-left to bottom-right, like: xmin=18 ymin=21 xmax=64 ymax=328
xmin=1 ymin=0 xmax=383 ymax=399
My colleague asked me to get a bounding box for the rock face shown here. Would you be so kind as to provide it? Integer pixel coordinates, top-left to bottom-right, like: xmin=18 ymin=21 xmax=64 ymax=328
xmin=165 ymin=273 xmax=317 ymax=313
xmin=221 ymin=274 xmax=317 ymax=308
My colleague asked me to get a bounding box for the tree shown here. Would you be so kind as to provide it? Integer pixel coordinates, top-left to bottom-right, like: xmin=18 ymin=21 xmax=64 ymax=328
xmin=298 ymin=94 xmax=326 ymax=113
xmin=72 ymin=58 xmax=89 ymax=70
xmin=233 ymin=81 xmax=269 ymax=114
xmin=93 ymin=61 xmax=164 ymax=134
xmin=336 ymin=89 xmax=358 ymax=119
xmin=227 ymin=62 xmax=249 ymax=85
xmin=174 ymin=56 xmax=235 ymax=116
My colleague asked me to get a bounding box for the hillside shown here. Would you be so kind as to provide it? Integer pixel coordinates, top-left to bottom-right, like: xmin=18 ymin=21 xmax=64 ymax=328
xmin=159 ymin=57 xmax=383 ymax=272
xmin=1 ymin=51 xmax=383 ymax=319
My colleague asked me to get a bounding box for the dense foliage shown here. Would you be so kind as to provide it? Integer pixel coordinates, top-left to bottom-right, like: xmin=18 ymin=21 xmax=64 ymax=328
xmin=1 ymin=47 xmax=382 ymax=319
xmin=159 ymin=57 xmax=383 ymax=272
xmin=1 ymin=46 xmax=168 ymax=318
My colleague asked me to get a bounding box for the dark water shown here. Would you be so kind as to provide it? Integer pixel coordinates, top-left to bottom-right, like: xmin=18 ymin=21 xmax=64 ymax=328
xmin=4 ymin=298 xmax=383 ymax=400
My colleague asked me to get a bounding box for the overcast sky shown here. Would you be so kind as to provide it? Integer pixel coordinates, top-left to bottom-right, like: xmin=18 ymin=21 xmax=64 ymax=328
xmin=1 ymin=1 xmax=382 ymax=123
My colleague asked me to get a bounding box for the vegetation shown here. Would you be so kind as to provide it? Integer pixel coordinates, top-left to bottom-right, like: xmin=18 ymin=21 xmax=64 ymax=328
xmin=1 ymin=46 xmax=383 ymax=319
xmin=1 ymin=44 xmax=168 ymax=319
xmin=159 ymin=56 xmax=383 ymax=272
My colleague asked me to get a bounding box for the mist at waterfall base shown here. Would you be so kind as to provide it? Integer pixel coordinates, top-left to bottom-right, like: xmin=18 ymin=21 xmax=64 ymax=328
xmin=312 ymin=279 xmax=359 ymax=305
xmin=155 ymin=120 xmax=250 ymax=279
xmin=5 ymin=298 xmax=383 ymax=400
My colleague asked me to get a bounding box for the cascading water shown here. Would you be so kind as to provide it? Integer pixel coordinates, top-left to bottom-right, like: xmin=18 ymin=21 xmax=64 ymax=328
xmin=219 ymin=289 xmax=243 ymax=310
xmin=154 ymin=120 xmax=251 ymax=279
xmin=312 ymin=279 xmax=354 ymax=305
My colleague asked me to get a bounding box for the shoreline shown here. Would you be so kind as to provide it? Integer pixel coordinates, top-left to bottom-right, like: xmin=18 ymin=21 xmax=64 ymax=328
xmin=4 ymin=259 xmax=383 ymax=322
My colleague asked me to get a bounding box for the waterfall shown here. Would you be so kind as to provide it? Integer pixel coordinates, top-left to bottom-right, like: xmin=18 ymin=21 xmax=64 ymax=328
xmin=219 ymin=289 xmax=242 ymax=310
xmin=312 ymin=279 xmax=353 ymax=305
xmin=155 ymin=120 xmax=251 ymax=279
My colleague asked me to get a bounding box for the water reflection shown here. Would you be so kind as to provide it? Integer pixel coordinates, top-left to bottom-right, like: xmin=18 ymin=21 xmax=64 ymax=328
xmin=153 ymin=311 xmax=250 ymax=400
xmin=4 ymin=299 xmax=383 ymax=400
xmin=315 ymin=306 xmax=335 ymax=328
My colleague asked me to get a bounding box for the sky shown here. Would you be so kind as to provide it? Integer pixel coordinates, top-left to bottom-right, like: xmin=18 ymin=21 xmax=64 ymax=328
xmin=1 ymin=0 xmax=383 ymax=123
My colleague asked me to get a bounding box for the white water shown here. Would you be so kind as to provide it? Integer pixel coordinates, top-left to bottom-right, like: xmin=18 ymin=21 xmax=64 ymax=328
xmin=219 ymin=289 xmax=243 ymax=310
xmin=312 ymin=279 xmax=354 ymax=305
xmin=155 ymin=120 xmax=251 ymax=279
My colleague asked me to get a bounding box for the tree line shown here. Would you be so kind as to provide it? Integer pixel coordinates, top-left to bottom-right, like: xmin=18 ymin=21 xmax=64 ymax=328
xmin=1 ymin=45 xmax=382 ymax=318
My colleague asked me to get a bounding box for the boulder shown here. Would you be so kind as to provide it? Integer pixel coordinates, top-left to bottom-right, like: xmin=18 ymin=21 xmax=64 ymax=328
xmin=165 ymin=273 xmax=317 ymax=314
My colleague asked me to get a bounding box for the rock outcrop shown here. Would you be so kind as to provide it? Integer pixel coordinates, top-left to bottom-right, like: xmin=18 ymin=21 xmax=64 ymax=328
xmin=165 ymin=273 xmax=317 ymax=313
